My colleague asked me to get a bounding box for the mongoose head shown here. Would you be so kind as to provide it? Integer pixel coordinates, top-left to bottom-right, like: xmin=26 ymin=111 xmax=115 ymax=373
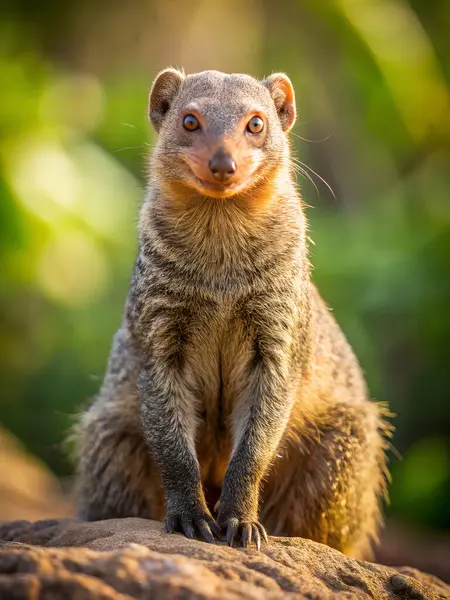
xmin=148 ymin=69 xmax=296 ymax=200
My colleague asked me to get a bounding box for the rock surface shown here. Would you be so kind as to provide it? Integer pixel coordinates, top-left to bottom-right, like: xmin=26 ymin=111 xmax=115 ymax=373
xmin=1 ymin=519 xmax=449 ymax=599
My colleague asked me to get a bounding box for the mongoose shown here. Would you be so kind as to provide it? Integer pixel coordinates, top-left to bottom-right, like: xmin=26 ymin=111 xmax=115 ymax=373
xmin=75 ymin=68 xmax=391 ymax=559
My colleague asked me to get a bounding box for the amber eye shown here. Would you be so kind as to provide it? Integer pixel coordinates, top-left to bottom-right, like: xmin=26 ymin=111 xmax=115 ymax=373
xmin=183 ymin=114 xmax=200 ymax=131
xmin=247 ymin=116 xmax=264 ymax=134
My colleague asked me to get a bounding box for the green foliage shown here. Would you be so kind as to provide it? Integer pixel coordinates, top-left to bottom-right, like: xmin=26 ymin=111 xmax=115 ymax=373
xmin=0 ymin=1 xmax=449 ymax=531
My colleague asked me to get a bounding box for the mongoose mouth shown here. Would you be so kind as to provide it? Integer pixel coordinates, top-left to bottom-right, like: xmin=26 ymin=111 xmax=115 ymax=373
xmin=193 ymin=176 xmax=245 ymax=198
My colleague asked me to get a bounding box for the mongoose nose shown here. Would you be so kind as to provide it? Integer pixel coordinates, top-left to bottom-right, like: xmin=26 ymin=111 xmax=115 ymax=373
xmin=209 ymin=150 xmax=236 ymax=182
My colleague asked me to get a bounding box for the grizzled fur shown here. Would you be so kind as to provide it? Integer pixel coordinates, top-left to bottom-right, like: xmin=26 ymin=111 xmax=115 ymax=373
xmin=75 ymin=68 xmax=391 ymax=558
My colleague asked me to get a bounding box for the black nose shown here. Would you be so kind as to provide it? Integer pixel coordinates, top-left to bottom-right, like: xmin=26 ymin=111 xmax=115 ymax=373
xmin=208 ymin=150 xmax=236 ymax=182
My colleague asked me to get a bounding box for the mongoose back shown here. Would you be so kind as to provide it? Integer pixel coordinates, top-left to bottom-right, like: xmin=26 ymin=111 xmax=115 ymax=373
xmin=75 ymin=68 xmax=390 ymax=558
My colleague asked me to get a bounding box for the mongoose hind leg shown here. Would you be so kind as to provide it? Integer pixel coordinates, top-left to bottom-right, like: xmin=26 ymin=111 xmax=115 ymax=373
xmin=75 ymin=402 xmax=164 ymax=521
xmin=261 ymin=401 xmax=389 ymax=560
xmin=75 ymin=327 xmax=165 ymax=522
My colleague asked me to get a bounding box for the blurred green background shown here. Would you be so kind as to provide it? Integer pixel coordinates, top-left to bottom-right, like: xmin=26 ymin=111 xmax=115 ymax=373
xmin=0 ymin=0 xmax=449 ymax=535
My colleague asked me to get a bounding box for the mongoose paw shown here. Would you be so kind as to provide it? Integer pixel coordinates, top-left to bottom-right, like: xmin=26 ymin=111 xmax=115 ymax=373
xmin=221 ymin=517 xmax=268 ymax=551
xmin=166 ymin=513 xmax=221 ymax=544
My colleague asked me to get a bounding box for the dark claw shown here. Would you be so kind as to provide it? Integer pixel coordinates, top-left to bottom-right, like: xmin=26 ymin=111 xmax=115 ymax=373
xmin=220 ymin=518 xmax=267 ymax=550
xmin=166 ymin=516 xmax=178 ymax=534
xmin=254 ymin=521 xmax=268 ymax=543
xmin=226 ymin=518 xmax=239 ymax=547
xmin=197 ymin=519 xmax=215 ymax=543
xmin=258 ymin=523 xmax=269 ymax=543
xmin=252 ymin=524 xmax=261 ymax=551
xmin=180 ymin=518 xmax=195 ymax=539
xmin=167 ymin=512 xmax=221 ymax=544
xmin=242 ymin=523 xmax=252 ymax=548
xmin=207 ymin=517 xmax=222 ymax=539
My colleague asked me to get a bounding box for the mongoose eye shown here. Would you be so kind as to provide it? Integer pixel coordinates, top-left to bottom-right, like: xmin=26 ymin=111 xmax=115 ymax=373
xmin=247 ymin=116 xmax=264 ymax=134
xmin=183 ymin=114 xmax=200 ymax=131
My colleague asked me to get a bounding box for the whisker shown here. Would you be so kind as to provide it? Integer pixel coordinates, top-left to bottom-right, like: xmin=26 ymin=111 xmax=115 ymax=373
xmin=111 ymin=145 xmax=147 ymax=153
xmin=291 ymin=163 xmax=320 ymax=197
xmin=291 ymin=131 xmax=334 ymax=144
xmin=298 ymin=160 xmax=336 ymax=201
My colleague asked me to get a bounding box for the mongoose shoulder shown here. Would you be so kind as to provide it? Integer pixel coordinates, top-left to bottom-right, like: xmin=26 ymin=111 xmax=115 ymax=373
xmin=75 ymin=68 xmax=391 ymax=559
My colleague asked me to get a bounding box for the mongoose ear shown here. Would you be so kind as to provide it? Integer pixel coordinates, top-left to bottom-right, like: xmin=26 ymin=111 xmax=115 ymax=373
xmin=263 ymin=73 xmax=296 ymax=132
xmin=149 ymin=68 xmax=185 ymax=132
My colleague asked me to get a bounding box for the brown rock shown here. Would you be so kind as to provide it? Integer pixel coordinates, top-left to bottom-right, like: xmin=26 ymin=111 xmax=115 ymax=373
xmin=0 ymin=518 xmax=449 ymax=599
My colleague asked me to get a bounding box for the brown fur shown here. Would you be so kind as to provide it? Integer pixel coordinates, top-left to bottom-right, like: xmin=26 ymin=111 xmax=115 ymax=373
xmin=75 ymin=68 xmax=391 ymax=559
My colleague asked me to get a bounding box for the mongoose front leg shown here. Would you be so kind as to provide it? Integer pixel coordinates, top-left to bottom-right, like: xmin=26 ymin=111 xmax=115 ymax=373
xmin=140 ymin=366 xmax=221 ymax=542
xmin=218 ymin=314 xmax=296 ymax=549
xmin=137 ymin=307 xmax=221 ymax=543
